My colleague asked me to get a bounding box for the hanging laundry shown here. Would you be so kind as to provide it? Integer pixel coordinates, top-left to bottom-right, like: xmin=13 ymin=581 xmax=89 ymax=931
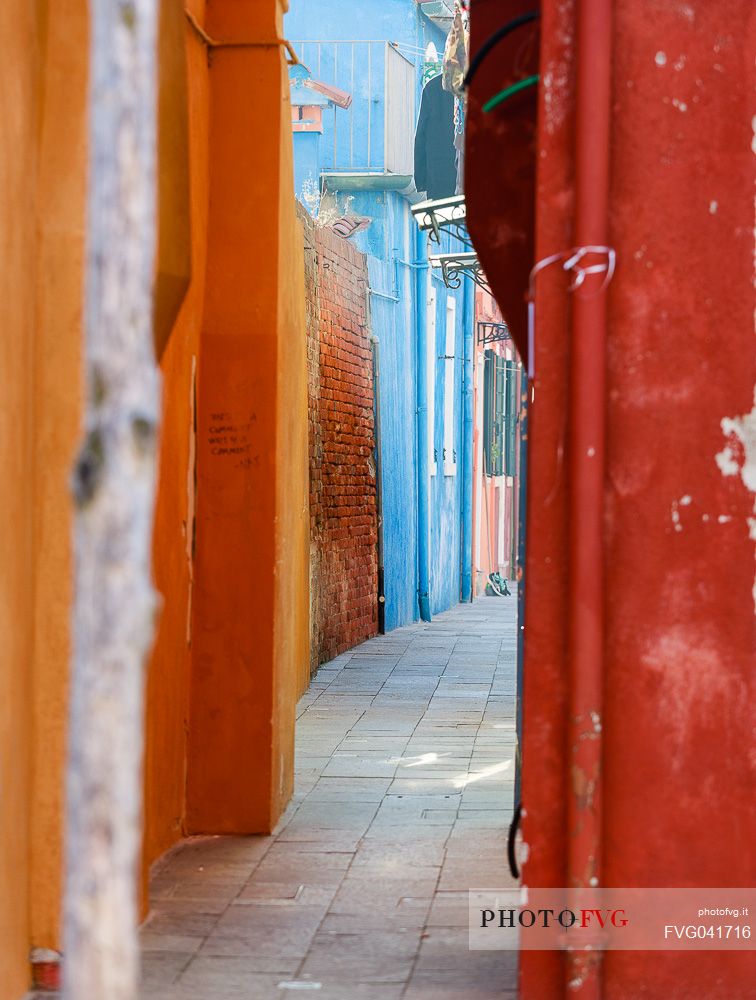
xmin=414 ymin=74 xmax=457 ymax=200
xmin=422 ymin=42 xmax=443 ymax=86
xmin=442 ymin=0 xmax=469 ymax=98
xmin=454 ymin=95 xmax=466 ymax=194
xmin=441 ymin=0 xmax=470 ymax=192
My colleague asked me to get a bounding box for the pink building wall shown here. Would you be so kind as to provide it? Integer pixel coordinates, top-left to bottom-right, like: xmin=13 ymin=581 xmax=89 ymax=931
xmin=472 ymin=287 xmax=522 ymax=594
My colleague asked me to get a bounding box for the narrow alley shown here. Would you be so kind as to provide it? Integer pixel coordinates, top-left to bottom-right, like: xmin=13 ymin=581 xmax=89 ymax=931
xmin=138 ymin=598 xmax=518 ymax=999
xmin=3 ymin=1 xmax=754 ymax=998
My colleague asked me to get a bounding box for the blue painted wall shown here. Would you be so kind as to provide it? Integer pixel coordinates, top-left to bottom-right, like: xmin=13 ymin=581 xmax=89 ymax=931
xmin=429 ymin=266 xmax=464 ymax=616
xmin=287 ymin=0 xmax=447 ymax=178
xmin=368 ymin=254 xmax=418 ymax=632
xmin=292 ymin=131 xmax=321 ymax=210
xmin=286 ymin=0 xmax=471 ymax=631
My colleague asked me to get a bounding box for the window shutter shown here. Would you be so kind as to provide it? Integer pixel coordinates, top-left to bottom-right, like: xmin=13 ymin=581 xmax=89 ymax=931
xmin=493 ymin=355 xmax=507 ymax=477
xmin=483 ymin=350 xmax=495 ymax=476
xmin=505 ymin=363 xmax=517 ymax=477
xmin=443 ymin=297 xmax=457 ymax=475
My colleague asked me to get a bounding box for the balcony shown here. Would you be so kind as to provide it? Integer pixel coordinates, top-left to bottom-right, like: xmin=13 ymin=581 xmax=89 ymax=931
xmin=290 ymin=39 xmax=417 ymax=189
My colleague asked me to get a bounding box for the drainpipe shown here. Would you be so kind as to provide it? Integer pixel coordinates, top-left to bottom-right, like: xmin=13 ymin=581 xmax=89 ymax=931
xmin=371 ymin=334 xmax=386 ymax=634
xmin=514 ymin=377 xmax=528 ymax=805
xmin=460 ymin=277 xmax=475 ymax=602
xmin=415 ymin=227 xmax=432 ymax=622
xmin=566 ymin=0 xmax=612 ymax=997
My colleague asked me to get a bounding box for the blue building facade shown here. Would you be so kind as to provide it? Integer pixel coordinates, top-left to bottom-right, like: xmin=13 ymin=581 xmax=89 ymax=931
xmin=286 ymin=0 xmax=473 ymax=631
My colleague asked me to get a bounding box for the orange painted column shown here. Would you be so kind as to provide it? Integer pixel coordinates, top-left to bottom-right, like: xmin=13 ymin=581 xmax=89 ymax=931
xmin=187 ymin=0 xmax=309 ymax=834
xmin=142 ymin=0 xmax=210 ymax=877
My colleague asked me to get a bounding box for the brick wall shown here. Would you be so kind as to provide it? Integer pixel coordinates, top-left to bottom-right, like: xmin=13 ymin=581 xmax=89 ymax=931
xmin=300 ymin=206 xmax=378 ymax=672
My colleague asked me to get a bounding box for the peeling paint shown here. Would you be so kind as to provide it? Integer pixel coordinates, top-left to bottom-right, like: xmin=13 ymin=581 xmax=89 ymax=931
xmin=541 ymin=1 xmax=574 ymax=136
xmin=715 ymin=390 xmax=756 ymax=609
xmin=543 ymin=64 xmax=570 ymax=136
xmin=567 ymin=952 xmax=602 ymax=991
xmin=571 ymin=762 xmax=599 ymax=810
xmin=671 ymin=494 xmax=693 ymax=530
xmin=716 ymin=444 xmax=740 ymax=477
xmin=518 ymin=839 xmax=530 ymax=867
xmin=716 ymin=398 xmax=756 ymax=488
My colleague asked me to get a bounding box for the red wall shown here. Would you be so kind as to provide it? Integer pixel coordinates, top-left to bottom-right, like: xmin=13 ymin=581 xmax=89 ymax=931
xmin=304 ymin=214 xmax=378 ymax=670
xmin=467 ymin=1 xmax=756 ymax=997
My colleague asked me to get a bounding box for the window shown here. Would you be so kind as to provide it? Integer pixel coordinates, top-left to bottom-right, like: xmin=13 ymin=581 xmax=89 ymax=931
xmin=483 ymin=349 xmax=518 ymax=477
xmin=443 ymin=296 xmax=457 ymax=476
xmin=427 ymin=283 xmax=437 ymax=475
xmin=474 ymin=352 xmax=485 ymax=567
xmin=483 ymin=350 xmax=502 ymax=476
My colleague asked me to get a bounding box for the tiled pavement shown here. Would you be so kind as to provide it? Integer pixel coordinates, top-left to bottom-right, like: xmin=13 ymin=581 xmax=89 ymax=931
xmin=140 ymin=596 xmax=519 ymax=999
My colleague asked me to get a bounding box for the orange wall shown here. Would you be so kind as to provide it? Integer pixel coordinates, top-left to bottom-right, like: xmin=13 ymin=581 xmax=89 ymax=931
xmin=24 ymin=0 xmax=213 ymax=943
xmin=187 ymin=0 xmax=310 ymax=833
xmin=273 ymin=57 xmax=311 ymax=804
xmin=29 ymin=0 xmax=87 ymax=955
xmin=142 ymin=0 xmax=210 ymax=879
xmin=0 ymin=3 xmax=38 ymax=993
xmin=1 ymin=0 xmax=213 ymax=973
xmin=0 ymin=4 xmax=309 ymax=989
xmin=0 ymin=0 xmax=88 ymax=983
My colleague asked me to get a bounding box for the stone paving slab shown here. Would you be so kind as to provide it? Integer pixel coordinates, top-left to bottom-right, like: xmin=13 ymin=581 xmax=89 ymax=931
xmin=135 ymin=595 xmax=518 ymax=999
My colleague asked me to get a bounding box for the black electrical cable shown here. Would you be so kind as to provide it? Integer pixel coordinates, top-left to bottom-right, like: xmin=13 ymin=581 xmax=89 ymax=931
xmin=507 ymin=801 xmax=522 ymax=878
xmin=464 ymin=10 xmax=540 ymax=89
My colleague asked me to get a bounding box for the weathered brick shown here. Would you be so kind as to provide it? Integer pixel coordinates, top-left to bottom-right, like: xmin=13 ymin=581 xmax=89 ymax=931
xmin=301 ymin=208 xmax=378 ymax=673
